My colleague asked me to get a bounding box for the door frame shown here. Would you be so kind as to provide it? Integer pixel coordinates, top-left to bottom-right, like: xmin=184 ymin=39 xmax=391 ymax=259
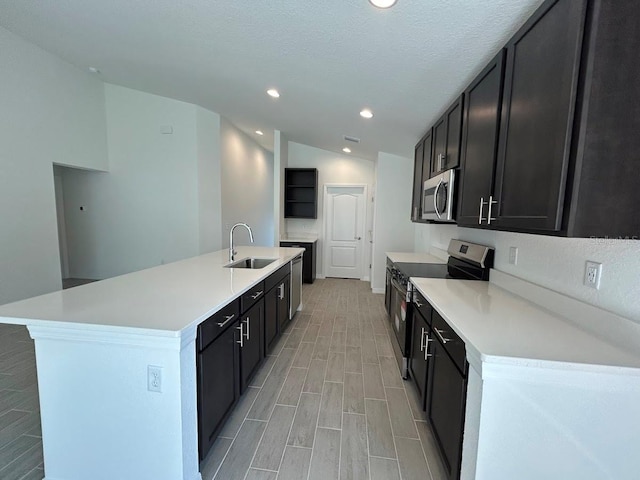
xmin=322 ymin=183 xmax=368 ymax=280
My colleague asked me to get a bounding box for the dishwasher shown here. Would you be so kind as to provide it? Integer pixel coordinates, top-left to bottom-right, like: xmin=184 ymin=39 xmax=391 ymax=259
xmin=290 ymin=254 xmax=302 ymax=318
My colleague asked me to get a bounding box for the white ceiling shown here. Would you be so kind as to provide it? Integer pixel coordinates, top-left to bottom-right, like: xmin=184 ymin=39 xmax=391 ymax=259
xmin=0 ymin=0 xmax=544 ymax=161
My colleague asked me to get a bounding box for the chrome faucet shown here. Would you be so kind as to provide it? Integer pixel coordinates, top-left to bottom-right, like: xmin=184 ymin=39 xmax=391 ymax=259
xmin=229 ymin=223 xmax=254 ymax=261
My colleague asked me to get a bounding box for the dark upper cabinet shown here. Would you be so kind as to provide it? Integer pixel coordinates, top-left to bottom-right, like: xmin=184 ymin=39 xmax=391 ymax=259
xmin=430 ymin=95 xmax=464 ymax=177
xmin=411 ymin=130 xmax=433 ymax=223
xmin=285 ymin=168 xmax=318 ymax=219
xmin=455 ymin=0 xmax=640 ymax=237
xmin=411 ymin=140 xmax=425 ymax=222
xmin=493 ymin=0 xmax=587 ymax=231
xmin=456 ymin=50 xmax=506 ymax=228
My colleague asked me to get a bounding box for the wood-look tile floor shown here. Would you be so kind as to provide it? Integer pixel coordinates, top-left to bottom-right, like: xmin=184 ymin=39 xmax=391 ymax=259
xmin=0 ymin=278 xmax=446 ymax=480
xmin=202 ymin=278 xmax=447 ymax=480
xmin=0 ymin=324 xmax=43 ymax=480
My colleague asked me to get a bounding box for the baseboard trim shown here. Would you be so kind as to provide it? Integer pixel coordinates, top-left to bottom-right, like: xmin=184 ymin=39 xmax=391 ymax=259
xmin=372 ymin=287 xmax=385 ymax=294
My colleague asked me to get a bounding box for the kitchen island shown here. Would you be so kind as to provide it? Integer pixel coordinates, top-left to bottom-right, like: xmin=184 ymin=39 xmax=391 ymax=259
xmin=0 ymin=246 xmax=304 ymax=480
xmin=412 ymin=270 xmax=640 ymax=480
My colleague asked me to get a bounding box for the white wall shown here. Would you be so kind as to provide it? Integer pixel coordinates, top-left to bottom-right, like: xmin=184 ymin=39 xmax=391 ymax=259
xmin=286 ymin=142 xmax=375 ymax=279
xmin=415 ymin=224 xmax=640 ymax=322
xmin=371 ymin=152 xmax=415 ymax=292
xmin=0 ymin=27 xmax=108 ymax=305
xmin=273 ymin=130 xmax=289 ymax=245
xmin=62 ymin=84 xmax=201 ymax=279
xmin=220 ymin=118 xmax=274 ymax=248
xmin=196 ymin=107 xmax=223 ymax=254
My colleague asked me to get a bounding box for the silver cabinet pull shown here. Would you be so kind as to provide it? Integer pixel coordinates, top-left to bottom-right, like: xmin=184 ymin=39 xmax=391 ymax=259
xmin=433 ymin=327 xmax=452 ymax=344
xmin=251 ymin=290 xmax=263 ymax=300
xmin=438 ymin=153 xmax=446 ymax=171
xmin=243 ymin=317 xmax=250 ymax=340
xmin=487 ymin=195 xmax=498 ymax=225
xmin=425 ymin=344 xmax=433 ymax=361
xmin=236 ymin=324 xmax=244 ymax=347
xmin=217 ymin=313 xmax=235 ymax=328
xmin=420 ymin=328 xmax=426 ymax=352
xmin=479 ymin=197 xmax=486 ymax=224
xmin=414 ymin=299 xmax=423 ymax=308
xmin=278 ymin=284 xmax=285 ymax=300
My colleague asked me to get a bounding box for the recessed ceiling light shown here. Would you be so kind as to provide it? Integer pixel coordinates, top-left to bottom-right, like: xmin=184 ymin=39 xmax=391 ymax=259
xmin=369 ymin=0 xmax=398 ymax=8
xmin=360 ymin=109 xmax=374 ymax=119
xmin=343 ymin=147 xmax=352 ymax=153
xmin=255 ymin=130 xmax=264 ymax=136
xmin=88 ymin=67 xmax=100 ymax=74
xmin=267 ymin=89 xmax=280 ymax=98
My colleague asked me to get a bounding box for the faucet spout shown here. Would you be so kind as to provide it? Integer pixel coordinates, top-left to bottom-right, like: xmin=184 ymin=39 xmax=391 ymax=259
xmin=229 ymin=223 xmax=254 ymax=261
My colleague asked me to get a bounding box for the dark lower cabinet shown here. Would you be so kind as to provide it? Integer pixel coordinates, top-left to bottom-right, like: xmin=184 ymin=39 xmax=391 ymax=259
xmin=197 ymin=319 xmax=240 ymax=460
xmin=280 ymin=241 xmax=316 ymax=283
xmin=278 ymin=276 xmax=291 ymax=332
xmin=426 ymin=339 xmax=467 ymax=480
xmin=264 ymin=286 xmax=279 ymax=353
xmin=239 ymin=299 xmax=264 ymax=392
xmin=409 ymin=306 xmax=431 ymax=406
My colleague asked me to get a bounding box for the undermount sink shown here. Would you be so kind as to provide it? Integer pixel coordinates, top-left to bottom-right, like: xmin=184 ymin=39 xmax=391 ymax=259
xmin=225 ymin=257 xmax=276 ymax=269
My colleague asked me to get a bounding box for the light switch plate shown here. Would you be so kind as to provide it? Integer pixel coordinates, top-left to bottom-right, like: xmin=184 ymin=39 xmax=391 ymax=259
xmin=509 ymin=247 xmax=518 ymax=265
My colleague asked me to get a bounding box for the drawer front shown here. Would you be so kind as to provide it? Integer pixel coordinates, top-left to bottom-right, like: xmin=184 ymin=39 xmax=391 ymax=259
xmin=412 ymin=288 xmax=432 ymax=323
xmin=241 ymin=281 xmax=265 ymax=313
xmin=265 ymin=263 xmax=290 ymax=292
xmin=197 ymin=298 xmax=241 ymax=351
xmin=431 ymin=309 xmax=466 ymax=375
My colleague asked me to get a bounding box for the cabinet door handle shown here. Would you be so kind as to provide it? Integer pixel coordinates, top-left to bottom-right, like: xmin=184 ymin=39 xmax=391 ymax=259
xmin=278 ymin=284 xmax=285 ymax=300
xmin=414 ymin=299 xmax=423 ymax=308
xmin=487 ymin=195 xmax=498 ymax=225
xmin=433 ymin=327 xmax=452 ymax=344
xmin=438 ymin=153 xmax=446 ymax=171
xmin=236 ymin=324 xmax=244 ymax=347
xmin=420 ymin=327 xmax=426 ymax=352
xmin=217 ymin=313 xmax=236 ymax=328
xmin=251 ymin=291 xmax=263 ymax=300
xmin=479 ymin=197 xmax=486 ymax=224
xmin=425 ymin=343 xmax=433 ymax=361
xmin=243 ymin=317 xmax=250 ymax=340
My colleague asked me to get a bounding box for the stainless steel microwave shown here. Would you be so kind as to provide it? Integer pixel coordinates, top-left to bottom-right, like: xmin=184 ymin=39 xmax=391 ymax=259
xmin=422 ymin=169 xmax=456 ymax=222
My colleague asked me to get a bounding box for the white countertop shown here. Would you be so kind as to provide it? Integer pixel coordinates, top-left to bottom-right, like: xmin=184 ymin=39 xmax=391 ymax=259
xmin=386 ymin=251 xmax=445 ymax=264
xmin=280 ymin=234 xmax=318 ymax=243
xmin=411 ymin=274 xmax=640 ymax=374
xmin=0 ymin=246 xmax=303 ymax=335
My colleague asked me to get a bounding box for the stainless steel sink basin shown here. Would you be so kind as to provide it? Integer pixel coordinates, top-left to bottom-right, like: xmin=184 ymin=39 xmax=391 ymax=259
xmin=225 ymin=257 xmax=276 ymax=269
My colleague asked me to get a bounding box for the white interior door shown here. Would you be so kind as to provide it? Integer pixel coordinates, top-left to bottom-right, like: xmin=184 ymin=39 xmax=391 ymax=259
xmin=324 ymin=186 xmax=366 ymax=279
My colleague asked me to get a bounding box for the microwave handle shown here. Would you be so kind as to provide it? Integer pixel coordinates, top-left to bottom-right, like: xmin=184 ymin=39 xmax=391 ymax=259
xmin=433 ymin=179 xmax=443 ymax=219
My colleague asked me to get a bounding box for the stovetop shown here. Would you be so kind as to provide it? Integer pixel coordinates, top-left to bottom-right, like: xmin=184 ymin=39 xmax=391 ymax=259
xmin=393 ymin=262 xmax=449 ymax=280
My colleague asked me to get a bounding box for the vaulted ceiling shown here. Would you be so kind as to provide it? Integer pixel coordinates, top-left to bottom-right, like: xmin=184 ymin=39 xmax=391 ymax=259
xmin=0 ymin=0 xmax=544 ymax=160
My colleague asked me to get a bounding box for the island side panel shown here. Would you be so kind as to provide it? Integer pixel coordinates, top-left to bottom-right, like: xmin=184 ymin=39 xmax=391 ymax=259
xmin=475 ymin=364 xmax=640 ymax=480
xmin=28 ymin=325 xmax=201 ymax=480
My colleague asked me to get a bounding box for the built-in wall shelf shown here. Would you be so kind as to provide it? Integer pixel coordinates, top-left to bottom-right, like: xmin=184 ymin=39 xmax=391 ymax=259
xmin=285 ymin=168 xmax=318 ymax=219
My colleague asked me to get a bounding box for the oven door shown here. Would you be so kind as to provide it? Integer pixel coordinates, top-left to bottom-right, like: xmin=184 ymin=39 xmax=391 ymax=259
xmin=422 ymin=169 xmax=456 ymax=222
xmin=389 ymin=277 xmax=408 ymax=355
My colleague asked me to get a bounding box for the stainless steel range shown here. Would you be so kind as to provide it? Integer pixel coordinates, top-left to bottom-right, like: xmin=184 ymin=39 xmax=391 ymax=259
xmin=386 ymin=239 xmax=494 ymax=378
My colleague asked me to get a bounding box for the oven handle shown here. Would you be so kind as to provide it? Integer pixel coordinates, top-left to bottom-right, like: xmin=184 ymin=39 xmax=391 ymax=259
xmin=390 ymin=277 xmax=407 ymax=295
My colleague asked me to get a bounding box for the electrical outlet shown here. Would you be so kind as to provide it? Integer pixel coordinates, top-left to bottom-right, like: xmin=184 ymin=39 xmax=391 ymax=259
xmin=584 ymin=261 xmax=602 ymax=290
xmin=509 ymin=247 xmax=518 ymax=265
xmin=148 ymin=366 xmax=162 ymax=393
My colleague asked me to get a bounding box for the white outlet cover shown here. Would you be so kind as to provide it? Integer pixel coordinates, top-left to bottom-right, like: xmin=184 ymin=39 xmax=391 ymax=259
xmin=509 ymin=247 xmax=518 ymax=265
xmin=147 ymin=365 xmax=162 ymax=393
xmin=584 ymin=261 xmax=602 ymax=290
